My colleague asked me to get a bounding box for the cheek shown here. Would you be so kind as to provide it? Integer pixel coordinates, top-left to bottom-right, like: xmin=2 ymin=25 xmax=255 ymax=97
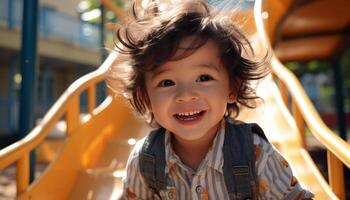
xmin=147 ymin=90 xmax=172 ymax=111
xmin=202 ymin=84 xmax=230 ymax=99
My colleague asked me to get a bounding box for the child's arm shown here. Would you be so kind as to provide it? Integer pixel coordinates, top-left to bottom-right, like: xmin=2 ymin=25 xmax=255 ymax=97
xmin=253 ymin=135 xmax=315 ymax=200
xmin=120 ymin=138 xmax=154 ymax=200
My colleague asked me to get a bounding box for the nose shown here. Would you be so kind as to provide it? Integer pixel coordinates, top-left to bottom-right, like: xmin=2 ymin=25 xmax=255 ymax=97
xmin=175 ymin=84 xmax=199 ymax=103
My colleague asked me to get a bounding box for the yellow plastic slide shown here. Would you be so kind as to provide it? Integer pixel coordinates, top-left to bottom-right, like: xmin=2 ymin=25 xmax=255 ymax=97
xmin=29 ymin=66 xmax=334 ymax=199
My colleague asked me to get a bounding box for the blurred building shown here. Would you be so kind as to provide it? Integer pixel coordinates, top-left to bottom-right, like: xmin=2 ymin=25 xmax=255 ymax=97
xmin=0 ymin=0 xmax=102 ymax=138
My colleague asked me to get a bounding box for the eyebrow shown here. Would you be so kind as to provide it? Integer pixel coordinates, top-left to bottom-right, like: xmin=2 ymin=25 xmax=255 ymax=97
xmin=198 ymin=63 xmax=221 ymax=72
xmin=151 ymin=68 xmax=170 ymax=79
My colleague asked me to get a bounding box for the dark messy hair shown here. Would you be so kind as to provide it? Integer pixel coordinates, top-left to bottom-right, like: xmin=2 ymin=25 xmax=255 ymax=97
xmin=107 ymin=0 xmax=270 ymax=124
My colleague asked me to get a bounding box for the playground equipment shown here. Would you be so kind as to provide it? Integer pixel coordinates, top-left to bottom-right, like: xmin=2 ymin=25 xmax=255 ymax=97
xmin=0 ymin=0 xmax=349 ymax=199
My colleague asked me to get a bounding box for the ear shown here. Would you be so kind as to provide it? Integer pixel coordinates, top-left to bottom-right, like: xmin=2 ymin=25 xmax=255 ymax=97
xmin=227 ymin=92 xmax=236 ymax=104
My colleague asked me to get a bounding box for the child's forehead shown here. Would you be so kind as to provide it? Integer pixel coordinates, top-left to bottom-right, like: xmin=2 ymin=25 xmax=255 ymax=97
xmin=171 ymin=36 xmax=220 ymax=59
xmin=177 ymin=35 xmax=218 ymax=50
xmin=152 ymin=41 xmax=223 ymax=74
xmin=153 ymin=60 xmax=221 ymax=74
xmin=178 ymin=36 xmax=202 ymax=48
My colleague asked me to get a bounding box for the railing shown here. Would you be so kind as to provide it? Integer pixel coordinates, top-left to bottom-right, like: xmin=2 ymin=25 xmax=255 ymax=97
xmin=254 ymin=0 xmax=350 ymax=199
xmin=0 ymin=0 xmax=100 ymax=49
xmin=0 ymin=53 xmax=117 ymax=196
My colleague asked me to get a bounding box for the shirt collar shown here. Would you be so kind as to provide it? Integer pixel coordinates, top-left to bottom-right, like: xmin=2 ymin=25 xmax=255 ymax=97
xmin=164 ymin=118 xmax=226 ymax=174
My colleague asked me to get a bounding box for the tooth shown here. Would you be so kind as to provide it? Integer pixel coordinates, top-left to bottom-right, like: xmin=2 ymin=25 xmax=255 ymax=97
xmin=185 ymin=112 xmax=189 ymax=116
xmin=190 ymin=111 xmax=193 ymax=115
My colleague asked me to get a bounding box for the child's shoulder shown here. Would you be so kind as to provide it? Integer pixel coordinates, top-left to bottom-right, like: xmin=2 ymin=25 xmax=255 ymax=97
xmin=125 ymin=129 xmax=164 ymax=165
xmin=226 ymin=118 xmax=274 ymax=154
xmin=226 ymin=118 xmax=277 ymax=163
xmin=126 ymin=136 xmax=147 ymax=166
xmin=252 ymin=133 xmax=275 ymax=156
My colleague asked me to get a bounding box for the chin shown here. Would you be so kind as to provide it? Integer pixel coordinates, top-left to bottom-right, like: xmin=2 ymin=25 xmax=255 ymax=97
xmin=170 ymin=128 xmax=208 ymax=141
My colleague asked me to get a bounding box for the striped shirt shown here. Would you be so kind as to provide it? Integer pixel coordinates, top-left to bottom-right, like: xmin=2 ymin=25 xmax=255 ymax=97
xmin=122 ymin=119 xmax=314 ymax=200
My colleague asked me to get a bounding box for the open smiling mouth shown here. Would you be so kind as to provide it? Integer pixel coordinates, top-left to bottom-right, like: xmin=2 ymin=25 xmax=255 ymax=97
xmin=174 ymin=110 xmax=206 ymax=121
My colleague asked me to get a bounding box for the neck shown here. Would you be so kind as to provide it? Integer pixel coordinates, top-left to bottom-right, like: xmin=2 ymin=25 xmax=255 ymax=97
xmin=171 ymin=125 xmax=220 ymax=170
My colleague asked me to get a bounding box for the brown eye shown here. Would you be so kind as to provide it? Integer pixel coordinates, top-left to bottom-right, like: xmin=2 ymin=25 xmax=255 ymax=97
xmin=197 ymin=74 xmax=213 ymax=82
xmin=158 ymin=79 xmax=175 ymax=87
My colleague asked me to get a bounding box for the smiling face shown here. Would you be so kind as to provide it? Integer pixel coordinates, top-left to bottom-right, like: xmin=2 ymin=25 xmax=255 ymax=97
xmin=145 ymin=37 xmax=235 ymax=144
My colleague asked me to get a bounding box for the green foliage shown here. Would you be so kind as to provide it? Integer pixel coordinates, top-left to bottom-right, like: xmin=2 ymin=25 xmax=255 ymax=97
xmin=285 ymin=48 xmax=350 ymax=113
xmin=88 ymin=0 xmax=124 ymax=9
xmin=285 ymin=48 xmax=350 ymax=82
xmin=84 ymin=0 xmax=124 ymax=23
xmin=341 ymin=49 xmax=350 ymax=84
xmin=285 ymin=61 xmax=330 ymax=77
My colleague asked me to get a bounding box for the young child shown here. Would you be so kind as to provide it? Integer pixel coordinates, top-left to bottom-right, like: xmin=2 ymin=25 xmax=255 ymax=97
xmin=108 ymin=0 xmax=314 ymax=199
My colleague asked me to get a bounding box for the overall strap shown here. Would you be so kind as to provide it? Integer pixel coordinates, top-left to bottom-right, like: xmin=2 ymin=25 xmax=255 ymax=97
xmin=139 ymin=128 xmax=167 ymax=193
xmin=223 ymin=122 xmax=260 ymax=200
xmin=250 ymin=123 xmax=268 ymax=141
